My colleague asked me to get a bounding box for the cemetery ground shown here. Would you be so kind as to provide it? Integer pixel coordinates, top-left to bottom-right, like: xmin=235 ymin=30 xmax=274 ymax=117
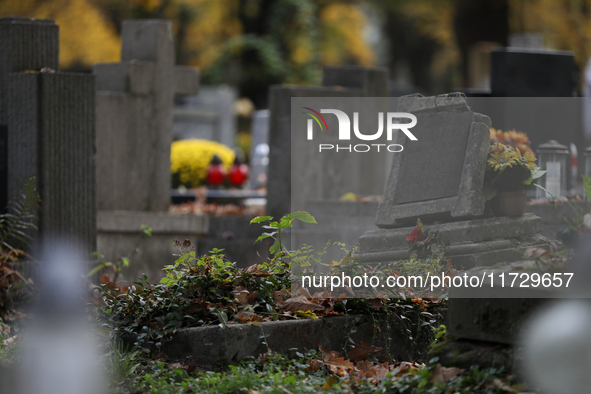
xmin=0 ymin=207 xmax=571 ymax=393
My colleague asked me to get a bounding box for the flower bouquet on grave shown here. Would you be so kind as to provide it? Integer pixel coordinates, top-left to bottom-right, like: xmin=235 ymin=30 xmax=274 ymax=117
xmin=490 ymin=128 xmax=535 ymax=157
xmin=406 ymin=219 xmax=441 ymax=256
xmin=483 ymin=143 xmax=546 ymax=216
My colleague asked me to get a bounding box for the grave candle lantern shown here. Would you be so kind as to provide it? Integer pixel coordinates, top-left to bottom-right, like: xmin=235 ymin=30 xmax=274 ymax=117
xmin=536 ymin=140 xmax=569 ymax=199
xmin=206 ymin=155 xmax=226 ymax=187
xmin=229 ymin=156 xmax=249 ymax=188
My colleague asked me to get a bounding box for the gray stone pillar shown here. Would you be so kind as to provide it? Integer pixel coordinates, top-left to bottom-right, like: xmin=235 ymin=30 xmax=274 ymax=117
xmin=0 ymin=18 xmax=96 ymax=255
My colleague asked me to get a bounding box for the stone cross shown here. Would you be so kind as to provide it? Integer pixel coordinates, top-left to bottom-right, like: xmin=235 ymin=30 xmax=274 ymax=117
xmin=94 ymin=20 xmax=199 ymax=212
xmin=0 ymin=17 xmax=96 ymax=255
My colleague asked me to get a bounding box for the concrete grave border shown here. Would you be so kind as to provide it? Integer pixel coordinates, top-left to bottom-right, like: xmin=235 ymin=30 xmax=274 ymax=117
xmin=126 ymin=314 xmax=438 ymax=366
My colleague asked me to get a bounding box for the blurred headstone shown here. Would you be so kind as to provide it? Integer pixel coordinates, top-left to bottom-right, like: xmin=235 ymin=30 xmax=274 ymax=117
xmin=249 ymin=109 xmax=269 ymax=189
xmin=508 ymin=32 xmax=544 ymax=50
xmin=0 ymin=17 xmax=96 ymax=255
xmin=267 ymin=66 xmax=389 ymax=218
xmin=94 ymin=19 xmax=200 ymax=212
xmin=491 ymin=48 xmax=576 ymax=97
xmin=173 ymin=85 xmax=237 ymax=148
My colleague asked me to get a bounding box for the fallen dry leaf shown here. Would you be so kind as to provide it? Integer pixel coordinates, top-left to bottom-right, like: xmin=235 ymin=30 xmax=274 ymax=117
xmin=297 ymin=286 xmax=313 ymax=298
xmin=305 ymin=359 xmax=323 ymax=372
xmin=283 ymin=296 xmax=324 ymax=313
xmin=368 ymin=298 xmax=383 ymax=310
xmin=348 ymin=341 xmax=383 ymax=361
xmin=524 ymin=247 xmax=550 ymax=259
xmin=322 ymin=375 xmax=338 ymax=390
xmin=429 ymin=363 xmax=463 ymax=384
xmin=492 ymin=378 xmax=516 ymax=393
xmin=235 ymin=310 xmax=260 ymax=322
xmin=324 ymin=357 xmax=355 ymax=376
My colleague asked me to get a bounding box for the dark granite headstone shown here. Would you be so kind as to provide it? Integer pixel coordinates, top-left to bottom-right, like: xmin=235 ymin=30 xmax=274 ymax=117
xmin=0 ymin=17 xmax=59 ymax=125
xmin=8 ymin=72 xmax=96 ymax=253
xmin=0 ymin=18 xmax=96 ymax=255
xmin=491 ymin=48 xmax=576 ymax=97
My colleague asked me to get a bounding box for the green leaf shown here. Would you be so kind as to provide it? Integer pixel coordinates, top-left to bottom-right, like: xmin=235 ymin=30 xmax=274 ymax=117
xmin=277 ymin=219 xmax=292 ymax=229
xmin=583 ymin=175 xmax=591 ymax=198
xmin=255 ymin=232 xmax=277 ymax=243
xmin=269 ymin=239 xmax=281 ymax=254
xmin=250 ymin=216 xmax=272 ymax=224
xmin=531 ymin=168 xmax=546 ymax=181
xmin=290 ymin=211 xmax=317 ymax=224
xmin=141 ymin=224 xmax=152 ymax=237
xmin=482 ymin=184 xmax=497 ymax=201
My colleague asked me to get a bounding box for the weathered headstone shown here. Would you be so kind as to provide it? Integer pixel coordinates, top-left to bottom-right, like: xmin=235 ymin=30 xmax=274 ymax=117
xmin=376 ymin=93 xmax=490 ymax=227
xmin=0 ymin=17 xmax=96 ymax=255
xmin=94 ymin=20 xmax=199 ymax=212
xmin=356 ymin=93 xmax=555 ymax=269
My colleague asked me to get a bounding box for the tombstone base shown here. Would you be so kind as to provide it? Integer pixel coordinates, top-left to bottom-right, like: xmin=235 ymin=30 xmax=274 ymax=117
xmin=355 ymin=213 xmax=559 ymax=269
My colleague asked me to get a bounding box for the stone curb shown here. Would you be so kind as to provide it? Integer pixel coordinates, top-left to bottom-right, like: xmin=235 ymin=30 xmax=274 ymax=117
xmin=132 ymin=314 xmax=436 ymax=366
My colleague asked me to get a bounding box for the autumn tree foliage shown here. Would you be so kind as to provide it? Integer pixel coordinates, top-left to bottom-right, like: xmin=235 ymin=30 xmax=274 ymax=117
xmin=0 ymin=0 xmax=121 ymax=69
xmin=0 ymin=0 xmax=375 ymax=106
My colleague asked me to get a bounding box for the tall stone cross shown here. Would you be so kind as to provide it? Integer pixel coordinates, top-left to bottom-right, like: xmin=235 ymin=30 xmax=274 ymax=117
xmin=94 ymin=20 xmax=199 ymax=212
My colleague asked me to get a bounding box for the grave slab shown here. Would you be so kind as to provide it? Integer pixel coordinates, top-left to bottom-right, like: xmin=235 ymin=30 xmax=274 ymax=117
xmin=356 ymin=213 xmax=554 ymax=269
xmin=8 ymin=72 xmax=96 ymax=253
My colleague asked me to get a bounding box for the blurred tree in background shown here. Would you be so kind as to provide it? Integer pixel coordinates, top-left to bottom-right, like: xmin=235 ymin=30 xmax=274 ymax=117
xmin=509 ymin=0 xmax=591 ymax=86
xmin=0 ymin=0 xmax=374 ymax=107
xmin=375 ymin=0 xmax=460 ymax=93
xmin=0 ymin=0 xmax=121 ymax=70
xmin=3 ymin=0 xmax=591 ymax=100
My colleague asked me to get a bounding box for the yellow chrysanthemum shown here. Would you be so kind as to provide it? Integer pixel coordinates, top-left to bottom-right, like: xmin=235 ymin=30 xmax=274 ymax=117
xmin=171 ymin=139 xmax=235 ymax=187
